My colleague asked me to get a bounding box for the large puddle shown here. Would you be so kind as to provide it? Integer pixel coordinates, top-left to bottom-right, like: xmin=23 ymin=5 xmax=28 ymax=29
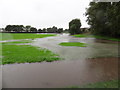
xmin=2 ymin=34 xmax=119 ymax=88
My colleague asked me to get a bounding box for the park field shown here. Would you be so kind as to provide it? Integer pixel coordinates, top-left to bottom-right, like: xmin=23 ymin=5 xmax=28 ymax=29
xmin=0 ymin=33 xmax=56 ymax=40
xmin=0 ymin=33 xmax=60 ymax=64
xmin=59 ymin=42 xmax=87 ymax=47
xmin=72 ymin=34 xmax=120 ymax=41
xmin=0 ymin=33 xmax=118 ymax=88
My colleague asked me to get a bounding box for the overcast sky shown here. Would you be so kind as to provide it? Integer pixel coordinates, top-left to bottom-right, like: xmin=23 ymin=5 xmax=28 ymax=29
xmin=0 ymin=0 xmax=90 ymax=29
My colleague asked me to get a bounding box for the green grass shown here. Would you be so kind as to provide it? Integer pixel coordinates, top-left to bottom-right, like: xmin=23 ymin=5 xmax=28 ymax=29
xmin=2 ymin=44 xmax=60 ymax=65
xmin=82 ymin=80 xmax=118 ymax=88
xmin=68 ymin=80 xmax=118 ymax=88
xmin=93 ymin=35 xmax=120 ymax=41
xmin=72 ymin=34 xmax=120 ymax=41
xmin=0 ymin=33 xmax=60 ymax=65
xmin=67 ymin=86 xmax=79 ymax=88
xmin=72 ymin=34 xmax=91 ymax=38
xmin=0 ymin=33 xmax=56 ymax=40
xmin=59 ymin=42 xmax=87 ymax=47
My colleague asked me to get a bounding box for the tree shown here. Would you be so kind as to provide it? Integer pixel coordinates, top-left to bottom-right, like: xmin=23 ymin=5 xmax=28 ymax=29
xmin=46 ymin=27 xmax=52 ymax=33
xmin=52 ymin=26 xmax=57 ymax=33
xmin=42 ymin=28 xmax=47 ymax=33
xmin=25 ymin=25 xmax=31 ymax=32
xmin=69 ymin=19 xmax=81 ymax=35
xmin=5 ymin=25 xmax=12 ymax=32
xmin=85 ymin=2 xmax=120 ymax=38
xmin=30 ymin=27 xmax=37 ymax=32
xmin=38 ymin=29 xmax=42 ymax=33
xmin=57 ymin=28 xmax=63 ymax=33
xmin=5 ymin=25 xmax=24 ymax=32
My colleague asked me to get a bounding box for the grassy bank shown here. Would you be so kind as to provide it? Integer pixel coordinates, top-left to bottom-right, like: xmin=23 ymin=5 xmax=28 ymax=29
xmin=68 ymin=80 xmax=118 ymax=88
xmin=1 ymin=41 xmax=60 ymax=65
xmin=72 ymin=34 xmax=120 ymax=41
xmin=93 ymin=35 xmax=120 ymax=41
xmin=59 ymin=42 xmax=86 ymax=47
xmin=72 ymin=34 xmax=91 ymax=38
xmin=0 ymin=33 xmax=56 ymax=40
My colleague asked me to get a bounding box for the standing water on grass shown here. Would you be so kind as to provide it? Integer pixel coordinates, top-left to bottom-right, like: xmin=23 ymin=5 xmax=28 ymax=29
xmin=2 ymin=34 xmax=118 ymax=88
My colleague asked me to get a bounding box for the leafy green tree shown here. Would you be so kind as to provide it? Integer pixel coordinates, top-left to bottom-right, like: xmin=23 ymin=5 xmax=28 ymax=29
xmin=30 ymin=27 xmax=37 ymax=32
xmin=5 ymin=25 xmax=24 ymax=32
xmin=52 ymin=26 xmax=57 ymax=33
xmin=46 ymin=27 xmax=52 ymax=33
xmin=69 ymin=19 xmax=81 ymax=35
xmin=25 ymin=25 xmax=31 ymax=32
xmin=85 ymin=2 xmax=120 ymax=38
xmin=38 ymin=29 xmax=42 ymax=32
xmin=42 ymin=28 xmax=47 ymax=33
xmin=5 ymin=25 xmax=12 ymax=32
xmin=57 ymin=28 xmax=63 ymax=33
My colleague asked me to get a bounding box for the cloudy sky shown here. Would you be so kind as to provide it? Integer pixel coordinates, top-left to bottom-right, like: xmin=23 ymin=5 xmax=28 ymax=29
xmin=0 ymin=0 xmax=90 ymax=29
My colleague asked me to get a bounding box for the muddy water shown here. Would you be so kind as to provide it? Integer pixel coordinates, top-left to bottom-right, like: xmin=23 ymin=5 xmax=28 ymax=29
xmin=2 ymin=34 xmax=119 ymax=88
xmin=32 ymin=34 xmax=118 ymax=60
xmin=0 ymin=39 xmax=31 ymax=43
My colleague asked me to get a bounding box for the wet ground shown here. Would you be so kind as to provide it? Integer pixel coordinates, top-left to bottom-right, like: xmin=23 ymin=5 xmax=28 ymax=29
xmin=1 ymin=34 xmax=119 ymax=88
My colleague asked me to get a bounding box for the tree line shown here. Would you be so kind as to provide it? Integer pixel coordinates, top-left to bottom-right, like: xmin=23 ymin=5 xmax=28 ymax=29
xmin=3 ymin=25 xmax=64 ymax=33
xmin=85 ymin=2 xmax=120 ymax=38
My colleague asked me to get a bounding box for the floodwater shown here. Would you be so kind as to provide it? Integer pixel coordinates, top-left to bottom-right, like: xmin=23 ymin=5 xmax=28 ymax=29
xmin=0 ymin=39 xmax=31 ymax=43
xmin=1 ymin=34 xmax=119 ymax=88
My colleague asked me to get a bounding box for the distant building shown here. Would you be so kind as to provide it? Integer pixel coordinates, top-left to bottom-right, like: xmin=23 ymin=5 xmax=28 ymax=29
xmin=80 ymin=27 xmax=90 ymax=33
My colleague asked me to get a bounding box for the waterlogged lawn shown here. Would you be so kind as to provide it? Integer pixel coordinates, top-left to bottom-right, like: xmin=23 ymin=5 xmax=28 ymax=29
xmin=68 ymin=80 xmax=118 ymax=88
xmin=2 ymin=44 xmax=60 ymax=65
xmin=72 ymin=34 xmax=91 ymax=38
xmin=82 ymin=80 xmax=118 ymax=88
xmin=72 ymin=34 xmax=120 ymax=41
xmin=93 ymin=35 xmax=120 ymax=41
xmin=59 ymin=42 xmax=86 ymax=47
xmin=0 ymin=33 xmax=55 ymax=40
xmin=2 ymin=40 xmax=32 ymax=45
xmin=0 ymin=33 xmax=60 ymax=65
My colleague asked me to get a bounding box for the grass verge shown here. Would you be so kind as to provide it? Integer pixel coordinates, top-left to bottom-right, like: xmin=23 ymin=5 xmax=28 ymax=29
xmin=59 ymin=42 xmax=86 ymax=47
xmin=72 ymin=34 xmax=91 ymax=38
xmin=2 ymin=44 xmax=60 ymax=65
xmin=0 ymin=33 xmax=56 ymax=40
xmin=72 ymin=34 xmax=120 ymax=41
xmin=68 ymin=80 xmax=118 ymax=88
xmin=93 ymin=35 xmax=120 ymax=41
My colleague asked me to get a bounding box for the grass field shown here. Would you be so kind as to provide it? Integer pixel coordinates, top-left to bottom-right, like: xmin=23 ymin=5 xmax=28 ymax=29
xmin=68 ymin=80 xmax=118 ymax=88
xmin=2 ymin=40 xmax=32 ymax=45
xmin=0 ymin=33 xmax=60 ymax=65
xmin=59 ymin=42 xmax=87 ymax=47
xmin=0 ymin=33 xmax=56 ymax=40
xmin=72 ymin=34 xmax=120 ymax=41
xmin=72 ymin=34 xmax=91 ymax=38
xmin=93 ymin=35 xmax=120 ymax=41
xmin=2 ymin=43 xmax=60 ymax=65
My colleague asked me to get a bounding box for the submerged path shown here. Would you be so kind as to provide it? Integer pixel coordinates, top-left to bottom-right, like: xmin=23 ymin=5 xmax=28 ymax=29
xmin=2 ymin=34 xmax=118 ymax=88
